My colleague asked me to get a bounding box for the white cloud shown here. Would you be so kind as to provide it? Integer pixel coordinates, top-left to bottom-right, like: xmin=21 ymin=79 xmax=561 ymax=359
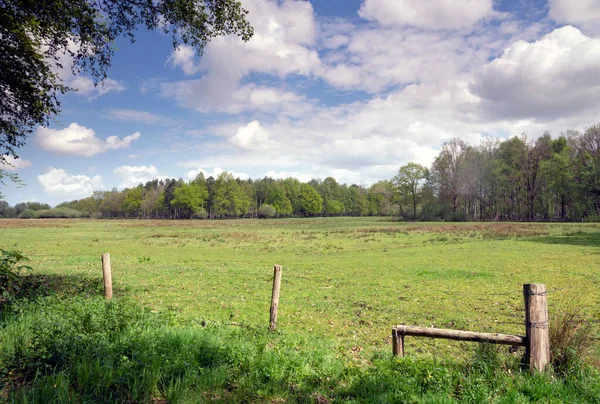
xmin=106 ymin=109 xmax=168 ymax=124
xmin=167 ymin=44 xmax=201 ymax=75
xmin=322 ymin=34 xmax=350 ymax=49
xmin=264 ymin=170 xmax=313 ymax=183
xmin=549 ymin=0 xmax=600 ymax=35
xmin=186 ymin=167 xmax=249 ymax=181
xmin=113 ymin=165 xmax=166 ymax=188
xmin=36 ymin=123 xmax=141 ymax=156
xmin=37 ymin=167 xmax=104 ymax=197
xmin=161 ymin=82 xmax=311 ymax=116
xmin=358 ymin=0 xmax=495 ymax=29
xmin=229 ymin=121 xmax=270 ymax=150
xmin=472 ymin=26 xmax=600 ymax=120
xmin=0 ymin=155 xmax=32 ymax=171
xmin=317 ymin=24 xmax=497 ymax=93
xmin=161 ymin=0 xmax=319 ymax=114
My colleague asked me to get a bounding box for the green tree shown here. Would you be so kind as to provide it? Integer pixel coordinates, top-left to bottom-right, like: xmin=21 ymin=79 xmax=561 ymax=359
xmin=123 ymin=186 xmax=144 ymax=218
xmin=393 ymin=162 xmax=428 ymax=220
xmin=325 ymin=199 xmax=344 ymax=216
xmin=213 ymin=172 xmax=250 ymax=218
xmin=171 ymin=181 xmax=208 ymax=219
xmin=266 ymin=187 xmax=292 ymax=216
xmin=299 ymin=184 xmax=323 ymax=216
xmin=1 ymin=0 xmax=253 ymax=162
xmin=345 ymin=185 xmax=368 ymax=216
xmin=368 ymin=180 xmax=395 ymax=216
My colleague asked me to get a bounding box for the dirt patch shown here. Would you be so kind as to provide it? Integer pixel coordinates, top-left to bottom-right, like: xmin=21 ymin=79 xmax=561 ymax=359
xmin=0 ymin=219 xmax=72 ymax=228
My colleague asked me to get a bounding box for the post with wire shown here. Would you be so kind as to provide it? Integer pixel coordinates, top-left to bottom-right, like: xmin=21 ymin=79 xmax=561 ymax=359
xmin=523 ymin=283 xmax=550 ymax=372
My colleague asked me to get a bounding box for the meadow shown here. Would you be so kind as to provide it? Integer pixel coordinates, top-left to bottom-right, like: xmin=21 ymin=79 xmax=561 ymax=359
xmin=1 ymin=218 xmax=599 ymax=358
xmin=1 ymin=218 xmax=600 ymax=402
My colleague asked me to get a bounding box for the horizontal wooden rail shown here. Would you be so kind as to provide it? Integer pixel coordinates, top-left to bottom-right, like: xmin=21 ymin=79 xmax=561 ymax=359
xmin=392 ymin=325 xmax=526 ymax=356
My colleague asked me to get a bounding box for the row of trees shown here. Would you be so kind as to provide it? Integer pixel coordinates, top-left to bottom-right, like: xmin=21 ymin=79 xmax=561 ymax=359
xmin=1 ymin=124 xmax=599 ymax=222
xmin=49 ymin=173 xmax=390 ymax=219
xmin=394 ymin=124 xmax=600 ymax=222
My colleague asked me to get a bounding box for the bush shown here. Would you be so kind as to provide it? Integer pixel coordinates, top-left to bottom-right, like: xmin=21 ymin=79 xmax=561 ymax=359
xmin=34 ymin=208 xmax=82 ymax=218
xmin=443 ymin=211 xmax=470 ymax=222
xmin=18 ymin=209 xmax=35 ymax=219
xmin=258 ymin=204 xmax=277 ymax=218
xmin=0 ymin=249 xmax=32 ymax=302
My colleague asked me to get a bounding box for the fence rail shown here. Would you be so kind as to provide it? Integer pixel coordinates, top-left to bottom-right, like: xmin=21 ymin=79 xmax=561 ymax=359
xmin=392 ymin=283 xmax=550 ymax=373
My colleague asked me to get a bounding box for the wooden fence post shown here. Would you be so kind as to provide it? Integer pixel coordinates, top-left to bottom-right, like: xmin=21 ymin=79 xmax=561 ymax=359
xmin=102 ymin=253 xmax=113 ymax=299
xmin=269 ymin=265 xmax=282 ymax=332
xmin=523 ymin=284 xmax=550 ymax=372
xmin=392 ymin=327 xmax=405 ymax=357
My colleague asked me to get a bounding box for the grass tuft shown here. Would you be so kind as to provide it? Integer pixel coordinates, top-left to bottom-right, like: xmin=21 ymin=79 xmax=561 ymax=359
xmin=550 ymin=304 xmax=595 ymax=373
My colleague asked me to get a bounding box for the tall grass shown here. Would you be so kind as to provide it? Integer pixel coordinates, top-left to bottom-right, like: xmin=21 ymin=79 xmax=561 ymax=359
xmin=1 ymin=295 xmax=599 ymax=403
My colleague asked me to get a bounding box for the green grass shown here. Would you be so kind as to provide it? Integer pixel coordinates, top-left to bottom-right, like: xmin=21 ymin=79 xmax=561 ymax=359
xmin=1 ymin=296 xmax=599 ymax=403
xmin=1 ymin=218 xmax=600 ymax=401
xmin=1 ymin=218 xmax=599 ymax=359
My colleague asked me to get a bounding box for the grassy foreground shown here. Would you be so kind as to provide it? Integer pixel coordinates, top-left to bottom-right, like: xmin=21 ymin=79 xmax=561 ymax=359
xmin=1 ymin=218 xmax=600 ymax=401
xmin=1 ymin=296 xmax=599 ymax=403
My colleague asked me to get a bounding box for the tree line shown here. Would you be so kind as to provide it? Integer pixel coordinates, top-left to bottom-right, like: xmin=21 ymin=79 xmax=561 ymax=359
xmin=1 ymin=124 xmax=599 ymax=222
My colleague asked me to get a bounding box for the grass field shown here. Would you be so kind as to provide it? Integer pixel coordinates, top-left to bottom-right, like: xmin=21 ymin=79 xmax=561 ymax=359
xmin=1 ymin=217 xmax=599 ymax=362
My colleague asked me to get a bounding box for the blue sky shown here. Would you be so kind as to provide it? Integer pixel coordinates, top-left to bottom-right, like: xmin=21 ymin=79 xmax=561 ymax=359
xmin=2 ymin=0 xmax=600 ymax=205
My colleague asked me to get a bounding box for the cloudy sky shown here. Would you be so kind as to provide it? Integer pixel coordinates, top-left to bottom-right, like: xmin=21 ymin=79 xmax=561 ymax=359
xmin=2 ymin=0 xmax=600 ymax=205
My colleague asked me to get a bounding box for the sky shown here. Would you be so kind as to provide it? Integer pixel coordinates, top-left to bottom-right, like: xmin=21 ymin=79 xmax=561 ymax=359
xmin=2 ymin=0 xmax=600 ymax=206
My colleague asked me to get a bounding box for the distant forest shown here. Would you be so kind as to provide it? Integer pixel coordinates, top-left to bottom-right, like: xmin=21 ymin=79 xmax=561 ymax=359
xmin=2 ymin=124 xmax=600 ymax=222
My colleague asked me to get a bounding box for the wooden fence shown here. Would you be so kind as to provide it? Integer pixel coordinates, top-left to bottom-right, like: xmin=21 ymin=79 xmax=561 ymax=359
xmin=392 ymin=283 xmax=550 ymax=372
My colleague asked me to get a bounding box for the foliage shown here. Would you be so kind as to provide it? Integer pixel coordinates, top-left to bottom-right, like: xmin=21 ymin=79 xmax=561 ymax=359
xmin=0 ymin=249 xmax=32 ymax=302
xmin=394 ymin=162 xmax=428 ymax=220
xmin=299 ymin=183 xmax=323 ymax=216
xmin=257 ymin=203 xmax=277 ymax=218
xmin=17 ymin=209 xmax=35 ymax=219
xmin=34 ymin=207 xmax=83 ymax=218
xmin=0 ymin=0 xmax=253 ymax=160
xmin=171 ymin=181 xmax=208 ymax=218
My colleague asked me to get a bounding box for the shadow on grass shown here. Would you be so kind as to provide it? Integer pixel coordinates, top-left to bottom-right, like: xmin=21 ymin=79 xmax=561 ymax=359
xmin=523 ymin=231 xmax=600 ymax=250
xmin=1 ymin=273 xmax=104 ymax=310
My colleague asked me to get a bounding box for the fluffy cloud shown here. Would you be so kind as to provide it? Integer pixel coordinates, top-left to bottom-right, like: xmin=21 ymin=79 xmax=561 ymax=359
xmin=113 ymin=165 xmax=165 ymax=188
xmin=318 ymin=22 xmax=503 ymax=93
xmin=472 ymin=26 xmax=600 ymax=120
xmin=358 ymin=0 xmax=495 ymax=29
xmin=161 ymin=82 xmax=310 ymax=116
xmin=0 ymin=155 xmax=32 ymax=171
xmin=229 ymin=121 xmax=270 ymax=150
xmin=37 ymin=168 xmax=104 ymax=197
xmin=161 ymin=0 xmax=319 ymax=114
xmin=549 ymin=0 xmax=600 ymax=35
xmin=36 ymin=123 xmax=141 ymax=156
xmin=167 ymin=45 xmax=201 ymax=75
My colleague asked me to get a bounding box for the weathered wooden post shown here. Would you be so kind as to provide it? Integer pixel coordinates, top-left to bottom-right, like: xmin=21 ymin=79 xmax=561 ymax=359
xmin=102 ymin=253 xmax=113 ymax=299
xmin=392 ymin=326 xmax=405 ymax=357
xmin=523 ymin=284 xmax=550 ymax=372
xmin=269 ymin=265 xmax=282 ymax=332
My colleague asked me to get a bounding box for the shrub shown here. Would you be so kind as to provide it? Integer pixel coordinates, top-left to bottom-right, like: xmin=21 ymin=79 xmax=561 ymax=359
xmin=0 ymin=249 xmax=32 ymax=302
xmin=18 ymin=209 xmax=35 ymax=219
xmin=258 ymin=204 xmax=277 ymax=218
xmin=34 ymin=208 xmax=82 ymax=218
